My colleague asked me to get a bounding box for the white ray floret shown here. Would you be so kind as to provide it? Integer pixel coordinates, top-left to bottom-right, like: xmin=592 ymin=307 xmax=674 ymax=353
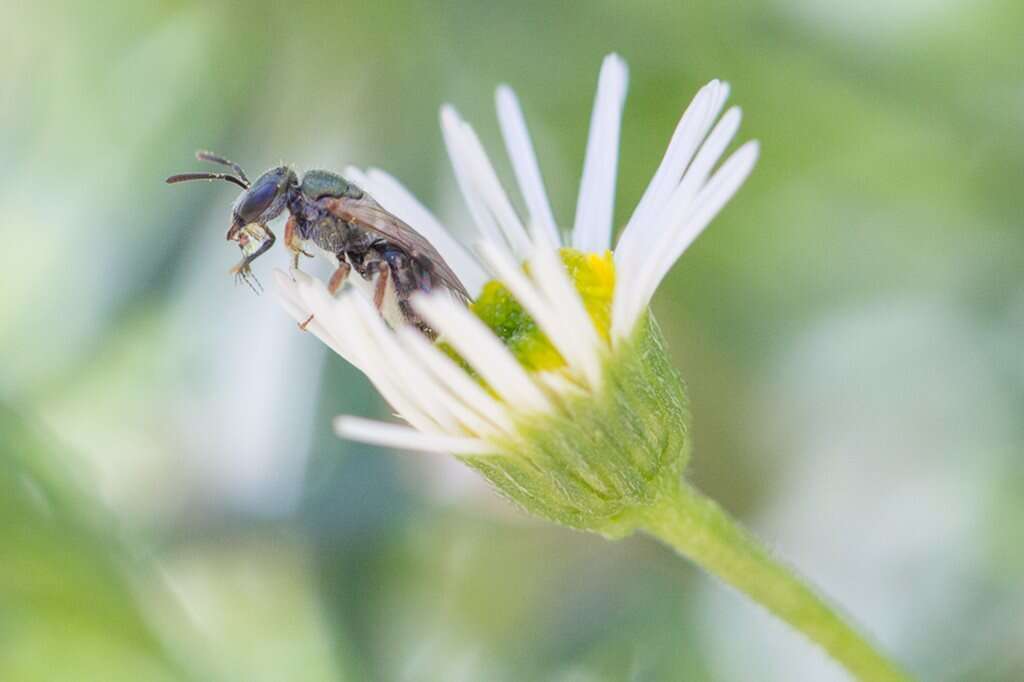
xmin=335 ymin=416 xmax=494 ymax=455
xmin=495 ymin=85 xmax=561 ymax=247
xmin=274 ymin=269 xmax=359 ymax=369
xmin=614 ymin=79 xmax=728 ymax=276
xmin=394 ymin=325 xmax=515 ymax=437
xmin=476 ymin=240 xmax=603 ymax=389
xmin=573 ymin=54 xmax=628 ymax=254
xmin=274 ymin=53 xmax=757 ymax=456
xmin=441 ymin=106 xmax=532 ymax=259
xmin=297 ymin=279 xmax=438 ymax=434
xmin=412 ymin=293 xmax=554 ymax=415
xmin=344 ymin=293 xmax=463 ymax=434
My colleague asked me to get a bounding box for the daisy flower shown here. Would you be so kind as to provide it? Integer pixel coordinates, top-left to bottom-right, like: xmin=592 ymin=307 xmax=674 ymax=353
xmin=274 ymin=54 xmax=755 ymax=530
xmin=273 ymin=55 xmax=910 ymax=680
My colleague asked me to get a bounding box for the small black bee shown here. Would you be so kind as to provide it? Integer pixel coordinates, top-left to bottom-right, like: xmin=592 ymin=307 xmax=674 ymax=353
xmin=167 ymin=151 xmax=469 ymax=336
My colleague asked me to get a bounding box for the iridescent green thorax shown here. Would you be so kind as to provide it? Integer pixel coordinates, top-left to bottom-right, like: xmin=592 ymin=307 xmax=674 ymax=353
xmin=298 ymin=169 xmax=363 ymax=201
xmin=470 ymin=248 xmax=615 ymax=371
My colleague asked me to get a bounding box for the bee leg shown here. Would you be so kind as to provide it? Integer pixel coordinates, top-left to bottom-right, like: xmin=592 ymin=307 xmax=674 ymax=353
xmin=299 ymin=261 xmax=350 ymax=332
xmin=328 ymin=261 xmax=351 ymax=295
xmin=230 ymin=224 xmax=276 ymax=293
xmin=373 ymin=263 xmax=389 ymax=311
xmin=285 ymin=217 xmax=312 ymax=269
xmin=398 ymin=299 xmax=436 ymax=340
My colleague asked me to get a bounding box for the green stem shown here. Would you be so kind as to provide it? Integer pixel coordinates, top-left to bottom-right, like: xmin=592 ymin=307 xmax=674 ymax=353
xmin=637 ymin=482 xmax=911 ymax=682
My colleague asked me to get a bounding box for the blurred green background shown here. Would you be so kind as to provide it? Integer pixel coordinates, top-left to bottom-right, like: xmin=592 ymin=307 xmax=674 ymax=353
xmin=2 ymin=1 xmax=1022 ymax=680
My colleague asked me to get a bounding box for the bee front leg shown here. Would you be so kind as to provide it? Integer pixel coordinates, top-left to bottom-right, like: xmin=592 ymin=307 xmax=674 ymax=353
xmin=231 ymin=224 xmax=276 ymax=293
xmin=299 ymin=261 xmax=350 ymax=332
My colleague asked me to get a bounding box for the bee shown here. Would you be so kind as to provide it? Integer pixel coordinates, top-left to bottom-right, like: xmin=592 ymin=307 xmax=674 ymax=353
xmin=167 ymin=151 xmax=469 ymax=337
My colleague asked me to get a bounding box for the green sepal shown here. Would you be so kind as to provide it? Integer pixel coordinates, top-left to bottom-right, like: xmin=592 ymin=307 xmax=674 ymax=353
xmin=459 ymin=313 xmax=690 ymax=538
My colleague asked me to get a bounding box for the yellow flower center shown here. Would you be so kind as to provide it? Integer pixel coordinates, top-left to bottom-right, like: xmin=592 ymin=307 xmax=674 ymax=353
xmin=469 ymin=248 xmax=615 ymax=372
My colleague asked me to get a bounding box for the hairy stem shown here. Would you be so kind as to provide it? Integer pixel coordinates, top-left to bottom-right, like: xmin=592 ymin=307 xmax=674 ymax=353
xmin=638 ymin=482 xmax=911 ymax=681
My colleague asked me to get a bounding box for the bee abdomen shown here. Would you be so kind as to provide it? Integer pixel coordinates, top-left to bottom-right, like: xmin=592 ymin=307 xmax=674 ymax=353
xmin=383 ymin=248 xmax=433 ymax=294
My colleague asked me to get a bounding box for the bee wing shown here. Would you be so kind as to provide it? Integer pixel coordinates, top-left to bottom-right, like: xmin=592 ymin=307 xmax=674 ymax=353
xmin=324 ymin=195 xmax=471 ymax=302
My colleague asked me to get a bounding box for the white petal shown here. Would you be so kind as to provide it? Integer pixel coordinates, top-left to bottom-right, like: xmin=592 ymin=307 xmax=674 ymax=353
xmin=613 ymin=141 xmax=759 ymax=341
xmin=441 ymin=106 xmax=507 ymax=250
xmin=534 ymin=371 xmax=587 ymax=398
xmin=495 ymin=85 xmax=561 ymax=246
xmin=572 ymin=54 xmax=629 ymax=253
xmin=476 ymin=241 xmax=602 ymax=389
xmin=345 ymin=294 xmax=464 ymax=434
xmin=273 ymin=269 xmax=361 ymax=369
xmin=347 ymin=293 xmax=512 ymax=440
xmin=610 ymin=86 xmax=748 ymax=341
xmin=617 ymin=80 xmax=728 ymax=266
xmin=625 ymin=106 xmax=743 ymax=325
xmin=297 ymin=280 xmax=438 ymax=434
xmin=291 ymin=275 xmax=372 ymax=371
xmin=413 ymin=293 xmax=555 ymax=414
xmin=647 ymin=141 xmax=760 ymax=294
xmin=667 ymin=107 xmax=743 ymax=205
xmin=396 ymin=326 xmax=517 ymax=437
xmin=335 ymin=416 xmax=495 ymax=455
xmin=526 ymin=244 xmax=605 ymax=385
xmin=454 ymin=120 xmax=532 ymax=256
xmin=441 ymin=106 xmax=532 ymax=258
xmin=274 ymin=268 xmax=312 ymax=320
xmin=344 ymin=165 xmax=488 ymax=296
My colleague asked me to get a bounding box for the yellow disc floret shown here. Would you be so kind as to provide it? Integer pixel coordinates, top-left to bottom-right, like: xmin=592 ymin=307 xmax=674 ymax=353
xmin=469 ymin=249 xmax=615 ymax=372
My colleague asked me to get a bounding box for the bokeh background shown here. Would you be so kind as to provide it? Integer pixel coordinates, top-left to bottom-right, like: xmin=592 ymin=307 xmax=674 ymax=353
xmin=2 ymin=1 xmax=1022 ymax=680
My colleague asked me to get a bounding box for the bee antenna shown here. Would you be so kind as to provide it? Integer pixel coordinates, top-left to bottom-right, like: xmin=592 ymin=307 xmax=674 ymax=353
xmin=165 ymin=172 xmax=249 ymax=190
xmin=195 ymin=150 xmax=250 ymax=186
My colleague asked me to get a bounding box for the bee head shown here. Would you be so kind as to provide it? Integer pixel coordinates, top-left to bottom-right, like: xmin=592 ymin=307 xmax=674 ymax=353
xmin=166 ymin=152 xmax=298 ymax=241
xmin=226 ymin=166 xmax=297 ymax=240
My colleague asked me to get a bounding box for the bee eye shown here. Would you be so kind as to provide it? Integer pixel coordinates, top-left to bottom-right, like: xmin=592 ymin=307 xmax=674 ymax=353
xmin=236 ymin=178 xmax=279 ymax=224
